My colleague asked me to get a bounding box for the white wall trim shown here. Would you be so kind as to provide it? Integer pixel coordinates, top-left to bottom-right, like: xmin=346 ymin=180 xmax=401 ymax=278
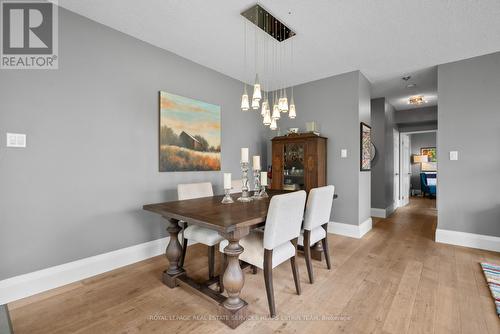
xmin=328 ymin=218 xmax=372 ymax=239
xmin=435 ymin=229 xmax=500 ymax=252
xmin=0 ymin=237 xmax=170 ymax=305
xmin=371 ymin=208 xmax=387 ymax=218
xmin=371 ymin=203 xmax=396 ymax=218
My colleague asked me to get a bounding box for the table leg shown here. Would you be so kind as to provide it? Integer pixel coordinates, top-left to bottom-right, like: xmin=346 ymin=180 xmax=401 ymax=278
xmin=163 ymin=218 xmax=185 ymax=288
xmin=219 ymin=228 xmax=249 ymax=329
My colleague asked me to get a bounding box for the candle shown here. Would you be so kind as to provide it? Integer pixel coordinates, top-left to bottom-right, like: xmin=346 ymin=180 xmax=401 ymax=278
xmin=224 ymin=173 xmax=232 ymax=190
xmin=253 ymin=155 xmax=261 ymax=170
xmin=261 ymin=171 xmax=268 ymax=186
xmin=241 ymin=148 xmax=249 ymax=163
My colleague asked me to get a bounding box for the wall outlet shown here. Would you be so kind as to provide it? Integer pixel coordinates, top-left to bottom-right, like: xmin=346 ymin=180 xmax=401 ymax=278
xmin=341 ymin=149 xmax=348 ymax=158
xmin=6 ymin=133 xmax=26 ymax=148
xmin=449 ymin=151 xmax=458 ymax=160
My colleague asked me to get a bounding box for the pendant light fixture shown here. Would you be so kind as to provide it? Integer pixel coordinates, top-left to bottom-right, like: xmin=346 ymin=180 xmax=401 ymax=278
xmin=240 ymin=19 xmax=250 ymax=111
xmin=288 ymin=37 xmax=296 ymax=119
xmin=263 ymin=108 xmax=272 ymax=125
xmin=241 ymin=85 xmax=250 ymax=111
xmin=270 ymin=117 xmax=277 ymax=130
xmin=240 ymin=4 xmax=297 ymax=127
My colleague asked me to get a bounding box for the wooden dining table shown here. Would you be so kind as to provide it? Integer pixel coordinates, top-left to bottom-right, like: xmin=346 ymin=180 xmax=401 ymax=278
xmin=143 ymin=190 xmax=286 ymax=328
xmin=143 ymin=190 xmax=337 ymax=328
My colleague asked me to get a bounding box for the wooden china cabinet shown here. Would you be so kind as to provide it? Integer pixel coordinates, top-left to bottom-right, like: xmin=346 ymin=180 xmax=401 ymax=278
xmin=271 ymin=133 xmax=327 ymax=192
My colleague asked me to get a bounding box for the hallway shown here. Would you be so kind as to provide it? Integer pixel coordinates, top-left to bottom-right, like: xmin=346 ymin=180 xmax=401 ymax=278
xmin=9 ymin=198 xmax=500 ymax=334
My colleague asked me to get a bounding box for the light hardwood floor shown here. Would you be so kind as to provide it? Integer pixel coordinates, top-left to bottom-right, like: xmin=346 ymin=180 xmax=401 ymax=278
xmin=9 ymin=198 xmax=500 ymax=333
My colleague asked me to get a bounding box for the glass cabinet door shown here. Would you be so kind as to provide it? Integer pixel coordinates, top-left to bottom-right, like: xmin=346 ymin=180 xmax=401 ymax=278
xmin=283 ymin=143 xmax=305 ymax=190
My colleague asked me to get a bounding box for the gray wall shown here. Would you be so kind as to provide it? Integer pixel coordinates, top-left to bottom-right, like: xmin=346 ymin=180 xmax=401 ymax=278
xmin=438 ymin=51 xmax=500 ymax=237
xmin=399 ymin=121 xmax=438 ymax=133
xmin=396 ymin=106 xmax=438 ymax=132
xmin=0 ymin=9 xmax=266 ymax=280
xmin=370 ymin=98 xmax=396 ymax=209
xmin=395 ymin=106 xmax=437 ymax=124
xmin=410 ymin=132 xmax=437 ymax=191
xmin=267 ymin=71 xmax=371 ymax=226
xmin=358 ymin=73 xmax=372 ymax=224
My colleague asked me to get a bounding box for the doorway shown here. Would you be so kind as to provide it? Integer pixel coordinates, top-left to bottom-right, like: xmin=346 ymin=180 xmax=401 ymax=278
xmin=399 ymin=130 xmax=438 ymax=209
xmin=400 ymin=133 xmax=411 ymax=207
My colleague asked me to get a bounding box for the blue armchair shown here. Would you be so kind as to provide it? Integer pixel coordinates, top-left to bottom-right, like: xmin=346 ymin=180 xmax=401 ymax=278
xmin=420 ymin=173 xmax=436 ymax=197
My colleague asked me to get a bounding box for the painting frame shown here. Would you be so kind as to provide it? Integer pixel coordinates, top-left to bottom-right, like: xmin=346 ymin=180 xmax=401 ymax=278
xmin=420 ymin=147 xmax=437 ymax=172
xmin=360 ymin=122 xmax=372 ymax=171
xmin=158 ymin=91 xmax=221 ymax=172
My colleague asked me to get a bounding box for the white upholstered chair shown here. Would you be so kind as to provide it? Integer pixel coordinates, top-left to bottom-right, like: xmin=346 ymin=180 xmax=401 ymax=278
xmin=220 ymin=190 xmax=307 ymax=317
xmin=298 ymin=185 xmax=335 ymax=283
xmin=178 ymin=182 xmax=224 ymax=279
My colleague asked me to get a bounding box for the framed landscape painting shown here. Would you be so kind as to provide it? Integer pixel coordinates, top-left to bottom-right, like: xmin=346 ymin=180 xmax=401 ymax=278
xmin=159 ymin=91 xmax=221 ymax=172
xmin=360 ymin=122 xmax=372 ymax=171
xmin=421 ymin=147 xmax=437 ymax=171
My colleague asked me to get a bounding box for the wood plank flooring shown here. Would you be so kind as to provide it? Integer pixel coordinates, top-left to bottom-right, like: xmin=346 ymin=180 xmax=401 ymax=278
xmin=8 ymin=198 xmax=500 ymax=333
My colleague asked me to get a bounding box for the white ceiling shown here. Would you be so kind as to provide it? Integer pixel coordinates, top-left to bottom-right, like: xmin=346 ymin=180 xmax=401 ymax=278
xmin=372 ymin=66 xmax=438 ymax=111
xmin=57 ymin=0 xmax=500 ymax=110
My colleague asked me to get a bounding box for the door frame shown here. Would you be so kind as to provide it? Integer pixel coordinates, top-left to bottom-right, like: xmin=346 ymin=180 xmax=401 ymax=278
xmin=398 ymin=129 xmax=438 ymax=204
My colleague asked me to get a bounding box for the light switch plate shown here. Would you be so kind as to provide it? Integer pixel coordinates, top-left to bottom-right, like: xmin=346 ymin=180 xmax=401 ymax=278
xmin=6 ymin=133 xmax=26 ymax=148
xmin=450 ymin=151 xmax=458 ymax=160
xmin=341 ymin=149 xmax=348 ymax=158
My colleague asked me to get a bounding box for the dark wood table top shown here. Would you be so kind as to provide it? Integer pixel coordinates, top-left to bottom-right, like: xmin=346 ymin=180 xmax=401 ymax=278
xmin=143 ymin=190 xmax=287 ymax=233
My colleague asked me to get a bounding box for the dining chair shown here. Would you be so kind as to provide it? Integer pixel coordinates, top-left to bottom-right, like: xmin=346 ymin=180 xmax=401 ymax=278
xmin=178 ymin=182 xmax=224 ymax=279
xmin=298 ymin=185 xmax=335 ymax=284
xmin=219 ymin=190 xmax=307 ymax=317
xmin=230 ymin=179 xmax=242 ymax=194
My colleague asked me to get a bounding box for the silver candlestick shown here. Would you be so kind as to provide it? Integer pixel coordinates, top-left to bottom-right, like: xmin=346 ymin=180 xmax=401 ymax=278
xmin=221 ymin=188 xmax=234 ymax=204
xmin=237 ymin=161 xmax=252 ymax=202
xmin=253 ymin=169 xmax=262 ymax=199
xmin=259 ymin=184 xmax=269 ymax=198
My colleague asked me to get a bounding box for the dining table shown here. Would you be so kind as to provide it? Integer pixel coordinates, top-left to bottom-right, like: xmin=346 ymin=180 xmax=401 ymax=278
xmin=143 ymin=189 xmax=337 ymax=329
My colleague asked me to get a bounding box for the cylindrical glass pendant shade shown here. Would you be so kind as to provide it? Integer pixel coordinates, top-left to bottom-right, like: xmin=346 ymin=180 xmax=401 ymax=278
xmin=252 ymin=98 xmax=260 ymax=110
xmin=263 ymin=110 xmax=272 ymax=125
xmin=270 ymin=118 xmax=277 ymax=130
xmin=261 ymin=100 xmax=268 ymax=116
xmin=241 ymin=94 xmax=249 ymax=111
xmin=282 ymin=97 xmax=289 ymax=112
xmin=289 ymin=103 xmax=296 ymax=119
xmin=272 ymin=104 xmax=281 ymax=119
xmin=252 ymin=74 xmax=262 ymax=101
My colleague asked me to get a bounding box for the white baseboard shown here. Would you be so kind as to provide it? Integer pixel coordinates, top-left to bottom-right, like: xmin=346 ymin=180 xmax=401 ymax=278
xmin=328 ymin=218 xmax=372 ymax=239
xmin=435 ymin=229 xmax=500 ymax=252
xmin=0 ymin=237 xmax=171 ymax=305
xmin=371 ymin=208 xmax=387 ymax=218
xmin=371 ymin=203 xmax=396 ymax=218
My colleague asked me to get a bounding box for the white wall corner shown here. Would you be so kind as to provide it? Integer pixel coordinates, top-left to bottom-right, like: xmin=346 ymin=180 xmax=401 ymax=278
xmin=328 ymin=218 xmax=372 ymax=239
xmin=435 ymin=228 xmax=500 ymax=252
xmin=0 ymin=237 xmax=171 ymax=305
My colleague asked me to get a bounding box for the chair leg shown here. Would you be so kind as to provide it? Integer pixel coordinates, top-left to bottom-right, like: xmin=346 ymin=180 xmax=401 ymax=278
xmin=263 ymin=249 xmax=276 ymax=318
xmin=179 ymin=237 xmax=188 ymax=268
xmin=303 ymin=230 xmax=314 ymax=284
xmin=208 ymin=245 xmax=215 ymax=279
xmin=321 ymin=223 xmax=332 ymax=270
xmin=219 ymin=253 xmax=227 ymax=293
xmin=290 ymin=238 xmax=301 ymax=295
